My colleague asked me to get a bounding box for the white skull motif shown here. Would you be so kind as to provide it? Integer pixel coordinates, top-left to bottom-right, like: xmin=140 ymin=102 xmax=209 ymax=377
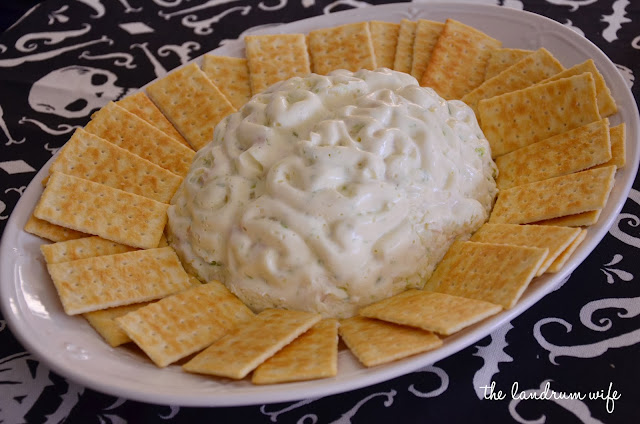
xmin=28 ymin=65 xmax=129 ymax=118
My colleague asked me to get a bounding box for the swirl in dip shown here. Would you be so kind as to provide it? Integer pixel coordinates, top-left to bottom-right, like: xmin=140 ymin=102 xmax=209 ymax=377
xmin=167 ymin=68 xmax=498 ymax=318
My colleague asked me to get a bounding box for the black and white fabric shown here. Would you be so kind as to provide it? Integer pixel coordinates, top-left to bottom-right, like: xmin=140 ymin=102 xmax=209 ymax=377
xmin=0 ymin=0 xmax=639 ymax=423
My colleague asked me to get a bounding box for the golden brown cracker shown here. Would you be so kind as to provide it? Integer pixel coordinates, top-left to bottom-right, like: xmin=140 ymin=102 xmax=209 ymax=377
xmin=462 ymin=47 xmax=564 ymax=115
xmin=308 ymin=22 xmax=377 ymax=75
xmin=146 ymin=63 xmax=236 ymax=151
xmin=33 ymin=172 xmax=168 ymax=249
xmin=359 ymin=290 xmax=501 ymax=336
xmin=393 ymin=19 xmax=417 ymax=73
xmin=116 ymin=281 xmax=254 ymax=367
xmin=338 ymin=316 xmax=442 ymax=367
xmin=540 ymin=59 xmax=617 ymax=117
xmin=595 ymin=123 xmax=626 ymax=169
xmin=470 ymin=223 xmax=582 ymax=275
xmin=423 ymin=241 xmax=548 ymax=308
xmin=489 ymin=166 xmax=617 ymax=225
xmin=495 ymin=119 xmax=611 ymax=189
xmin=45 ymin=246 xmax=192 ymax=315
xmin=183 ymin=309 xmax=321 ymax=379
xmin=49 ymin=128 xmax=182 ymax=203
xmin=419 ymin=19 xmax=501 ymax=99
xmin=116 ymin=92 xmax=191 ymax=148
xmin=410 ymin=19 xmax=444 ymax=80
xmin=84 ymin=102 xmax=195 ymax=175
xmin=369 ymin=21 xmax=400 ymax=70
xmin=24 ymin=213 xmax=88 ymax=242
xmin=252 ymin=319 xmax=339 ymax=384
xmin=547 ymin=229 xmax=587 ymax=272
xmin=479 ymin=73 xmax=602 ymax=157
xmin=40 ymin=235 xmax=137 ymax=264
xmin=484 ymin=47 xmax=533 ymax=80
xmin=201 ymin=54 xmax=252 ymax=108
xmin=84 ymin=303 xmax=148 ymax=347
xmin=245 ymin=34 xmax=311 ymax=93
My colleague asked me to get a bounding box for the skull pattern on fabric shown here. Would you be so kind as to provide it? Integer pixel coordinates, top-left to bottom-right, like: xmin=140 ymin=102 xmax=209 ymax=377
xmin=27 ymin=66 xmax=129 ymax=118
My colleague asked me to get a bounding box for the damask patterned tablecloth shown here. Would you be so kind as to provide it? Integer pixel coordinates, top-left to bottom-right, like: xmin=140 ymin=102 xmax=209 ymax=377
xmin=0 ymin=0 xmax=639 ymax=423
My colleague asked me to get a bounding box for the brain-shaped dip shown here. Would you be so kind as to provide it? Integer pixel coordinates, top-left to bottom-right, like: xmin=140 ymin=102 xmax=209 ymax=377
xmin=167 ymin=68 xmax=498 ymax=318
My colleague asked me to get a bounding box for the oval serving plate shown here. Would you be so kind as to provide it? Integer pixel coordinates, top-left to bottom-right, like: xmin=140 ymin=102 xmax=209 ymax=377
xmin=1 ymin=3 xmax=638 ymax=407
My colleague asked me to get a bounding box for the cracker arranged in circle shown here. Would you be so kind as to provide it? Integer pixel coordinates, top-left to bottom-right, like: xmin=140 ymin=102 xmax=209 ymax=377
xmin=539 ymin=59 xmax=617 ymax=117
xmin=420 ymin=19 xmax=501 ymax=99
xmin=547 ymin=229 xmax=588 ymax=272
xmin=470 ymin=223 xmax=582 ymax=275
xmin=410 ymin=19 xmax=444 ymax=80
xmin=393 ymin=19 xmax=417 ymax=74
xmin=40 ymin=235 xmax=137 ymax=264
xmin=338 ymin=316 xmax=442 ymax=367
xmin=489 ymin=165 xmax=616 ymax=225
xmin=146 ymin=62 xmax=236 ymax=151
xmin=45 ymin=246 xmax=192 ymax=315
xmin=369 ymin=21 xmax=400 ymax=70
xmin=484 ymin=47 xmax=533 ymax=80
xmin=595 ymin=123 xmax=626 ymax=169
xmin=201 ymin=54 xmax=252 ymax=109
xmin=308 ymin=22 xmax=377 ymax=75
xmin=252 ymin=318 xmax=339 ymax=385
xmin=494 ymin=119 xmax=612 ymax=189
xmin=49 ymin=128 xmax=183 ymax=203
xmin=183 ymin=309 xmax=321 ymax=380
xmin=116 ymin=92 xmax=191 ymax=148
xmin=245 ymin=34 xmax=311 ymax=94
xmin=359 ymin=290 xmax=502 ymax=336
xmin=117 ymin=280 xmax=254 ymax=367
xmin=423 ymin=241 xmax=548 ymax=309
xmin=478 ymin=72 xmax=601 ymax=158
xmin=461 ymin=47 xmax=564 ymax=115
xmin=34 ymin=172 xmax=168 ymax=249
xmin=84 ymin=303 xmax=149 ymax=347
xmin=84 ymin=101 xmax=195 ymax=176
xmin=24 ymin=213 xmax=88 ymax=242
xmin=534 ymin=210 xmax=602 ymax=227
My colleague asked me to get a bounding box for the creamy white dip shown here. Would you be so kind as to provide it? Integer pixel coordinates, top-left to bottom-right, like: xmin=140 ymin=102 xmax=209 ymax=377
xmin=167 ymin=68 xmax=498 ymax=318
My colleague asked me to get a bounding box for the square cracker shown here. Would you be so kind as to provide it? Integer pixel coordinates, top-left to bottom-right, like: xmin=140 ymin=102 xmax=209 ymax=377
xmin=489 ymin=165 xmax=617 ymax=225
xmin=117 ymin=281 xmax=254 ymax=367
xmin=369 ymin=21 xmax=400 ymax=70
xmin=45 ymin=246 xmax=192 ymax=315
xmin=24 ymin=213 xmax=88 ymax=242
xmin=495 ymin=119 xmax=611 ymax=190
xmin=116 ymin=92 xmax=191 ymax=148
xmin=245 ymin=34 xmax=311 ymax=93
xmin=410 ymin=20 xmax=444 ymax=80
xmin=34 ymin=172 xmax=168 ymax=249
xmin=423 ymin=241 xmax=548 ymax=309
xmin=461 ymin=47 xmax=564 ymax=115
xmin=49 ymin=128 xmax=182 ymax=203
xmin=470 ymin=223 xmax=582 ymax=275
xmin=419 ymin=19 xmax=501 ymax=99
xmin=484 ymin=47 xmax=533 ymax=80
xmin=41 ymin=235 xmax=137 ymax=264
xmin=359 ymin=290 xmax=501 ymax=336
xmin=146 ymin=62 xmax=236 ymax=151
xmin=338 ymin=316 xmax=442 ymax=368
xmin=539 ymin=59 xmax=617 ymax=117
xmin=308 ymin=22 xmax=377 ymax=75
xmin=478 ymin=72 xmax=601 ymax=158
xmin=252 ymin=319 xmax=339 ymax=384
xmin=201 ymin=54 xmax=252 ymax=109
xmin=84 ymin=102 xmax=195 ymax=176
xmin=84 ymin=276 xmax=199 ymax=347
xmin=183 ymin=309 xmax=321 ymax=380
xmin=393 ymin=19 xmax=417 ymax=73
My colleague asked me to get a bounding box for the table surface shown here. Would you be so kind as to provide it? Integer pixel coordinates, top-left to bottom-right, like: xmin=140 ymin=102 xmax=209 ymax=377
xmin=1 ymin=0 xmax=639 ymax=423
